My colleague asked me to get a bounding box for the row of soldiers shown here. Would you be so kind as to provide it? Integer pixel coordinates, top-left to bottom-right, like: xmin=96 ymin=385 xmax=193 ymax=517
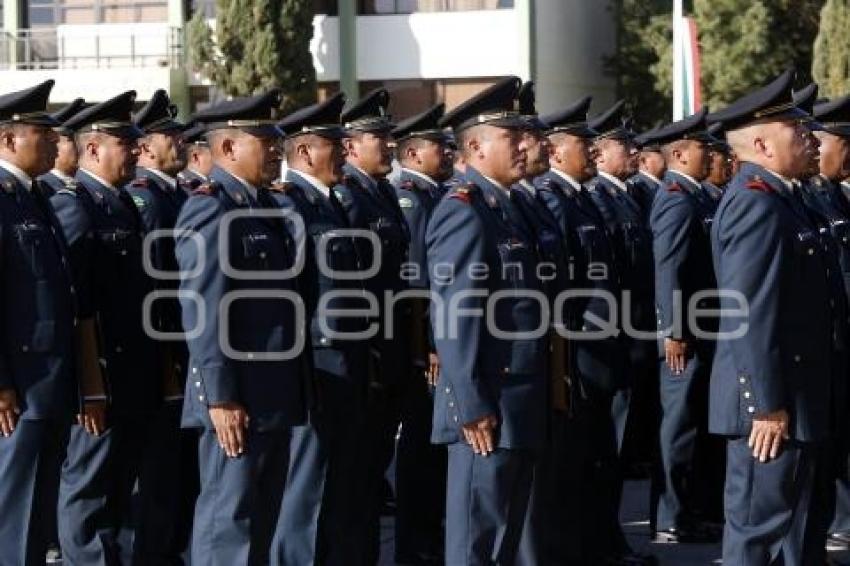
xmin=0 ymin=65 xmax=847 ymax=566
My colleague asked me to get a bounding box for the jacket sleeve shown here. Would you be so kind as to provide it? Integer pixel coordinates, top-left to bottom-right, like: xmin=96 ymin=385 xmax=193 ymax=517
xmin=426 ymin=197 xmax=496 ymax=425
xmin=714 ymin=191 xmax=785 ymax=414
xmin=176 ymin=194 xmax=238 ymax=406
xmin=651 ymin=192 xmax=694 ymax=339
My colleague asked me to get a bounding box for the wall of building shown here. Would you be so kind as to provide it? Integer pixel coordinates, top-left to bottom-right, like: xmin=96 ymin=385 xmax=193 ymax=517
xmin=311 ymin=9 xmax=524 ymax=82
xmin=533 ymin=0 xmax=618 ymax=115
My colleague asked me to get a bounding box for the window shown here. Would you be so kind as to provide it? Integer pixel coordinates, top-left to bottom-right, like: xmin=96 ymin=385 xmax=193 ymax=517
xmin=360 ymin=0 xmax=513 ymax=13
xmin=27 ymin=0 xmax=169 ymax=26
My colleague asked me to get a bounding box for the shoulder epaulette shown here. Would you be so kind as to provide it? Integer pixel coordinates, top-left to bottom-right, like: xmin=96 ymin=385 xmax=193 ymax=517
xmin=744 ymin=176 xmax=772 ymax=193
xmin=448 ymin=183 xmax=478 ymax=204
xmin=192 ymin=181 xmax=220 ymax=196
xmin=268 ymin=181 xmax=294 ymax=194
xmin=179 ymin=178 xmax=201 ymax=192
xmin=667 ymin=182 xmax=683 ymax=193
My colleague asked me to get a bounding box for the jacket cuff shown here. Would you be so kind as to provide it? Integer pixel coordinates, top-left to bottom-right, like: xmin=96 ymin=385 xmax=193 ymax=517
xmin=188 ymin=365 xmax=238 ymax=406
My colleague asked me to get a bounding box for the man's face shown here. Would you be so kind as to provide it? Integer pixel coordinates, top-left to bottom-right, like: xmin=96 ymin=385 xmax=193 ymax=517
xmin=816 ymin=131 xmax=850 ymax=181
xmin=677 ymin=139 xmax=711 ymax=181
xmin=522 ymin=129 xmax=550 ymax=178
xmin=142 ymin=131 xmax=186 ymax=176
xmin=89 ymin=134 xmax=140 ymax=186
xmin=304 ymin=135 xmax=347 ymax=187
xmin=189 ymin=145 xmax=213 ymax=177
xmin=346 ymin=131 xmax=393 ymax=177
xmin=403 ymin=138 xmax=454 ymax=182
xmin=54 ymin=134 xmax=79 ymax=175
xmin=766 ymin=120 xmax=817 ymax=179
xmin=477 ymin=126 xmax=527 ymax=186
xmin=707 ymin=149 xmax=733 ymax=185
xmin=4 ymin=124 xmax=59 ymax=178
xmin=639 ymin=150 xmax=666 ymax=179
xmin=229 ymin=132 xmax=282 ymax=187
xmin=549 ymin=133 xmax=597 ymax=182
xmin=595 ymin=138 xmax=638 ymax=179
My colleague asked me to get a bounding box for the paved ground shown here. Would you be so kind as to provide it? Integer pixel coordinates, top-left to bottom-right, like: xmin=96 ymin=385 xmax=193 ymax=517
xmin=377 ymin=478 xmax=850 ymax=565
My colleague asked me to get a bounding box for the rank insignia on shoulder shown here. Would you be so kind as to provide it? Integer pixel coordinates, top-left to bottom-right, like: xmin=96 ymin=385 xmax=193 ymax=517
xmin=192 ymin=182 xmax=219 ymax=196
xmin=269 ymin=181 xmax=293 ymax=193
xmin=398 ymin=196 xmax=414 ymax=208
xmin=667 ymin=182 xmax=683 ymax=193
xmin=745 ymin=176 xmax=772 ymax=193
xmin=449 ymin=184 xmax=476 ymax=204
xmin=131 ymin=195 xmax=147 ymax=209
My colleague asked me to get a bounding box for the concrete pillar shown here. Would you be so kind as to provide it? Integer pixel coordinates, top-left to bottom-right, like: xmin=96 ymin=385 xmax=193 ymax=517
xmin=167 ymin=0 xmax=191 ymax=118
xmin=515 ymin=0 xmax=534 ymax=83
xmin=3 ymin=0 xmax=26 ymax=68
xmin=338 ymin=0 xmax=358 ymax=101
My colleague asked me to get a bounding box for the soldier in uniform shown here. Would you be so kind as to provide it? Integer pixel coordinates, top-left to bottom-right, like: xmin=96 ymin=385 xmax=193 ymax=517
xmin=708 ymin=69 xmax=835 ymax=565
xmin=647 ymin=108 xmax=722 ymax=544
xmin=630 ymin=129 xmax=666 ymax=220
xmin=125 ymin=88 xmax=197 ymax=563
xmin=0 ymin=80 xmax=78 ymax=566
xmin=271 ymin=92 xmax=371 ymax=565
xmin=510 ymin=82 xmax=578 ymax=566
xmin=426 ymin=75 xmax=544 ymax=566
xmin=39 ymin=97 xmax=86 ymax=198
xmin=699 ymin=123 xmax=733 ymax=203
xmin=391 ymin=102 xmax=453 ymax=565
xmin=50 ymin=91 xmax=163 ymax=564
xmin=178 ymin=122 xmax=212 ymax=189
xmin=333 ymin=88 xmax=411 ymax=564
xmin=797 ymin=91 xmax=850 ymax=554
xmin=174 ymin=89 xmax=310 ymax=564
xmin=535 ymin=96 xmax=633 ymax=564
xmin=588 ymin=101 xmax=658 ymax=467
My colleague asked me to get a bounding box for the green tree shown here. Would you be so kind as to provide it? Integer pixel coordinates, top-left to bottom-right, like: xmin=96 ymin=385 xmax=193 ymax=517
xmin=812 ymin=0 xmax=850 ymax=98
xmin=694 ymin=0 xmax=824 ymax=110
xmin=608 ymin=0 xmax=824 ymax=124
xmin=187 ymin=0 xmax=316 ymax=111
xmin=604 ymin=0 xmax=672 ymax=129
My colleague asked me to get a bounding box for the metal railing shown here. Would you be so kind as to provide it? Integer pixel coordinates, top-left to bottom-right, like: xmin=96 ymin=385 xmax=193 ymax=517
xmin=0 ymin=26 xmax=183 ymax=70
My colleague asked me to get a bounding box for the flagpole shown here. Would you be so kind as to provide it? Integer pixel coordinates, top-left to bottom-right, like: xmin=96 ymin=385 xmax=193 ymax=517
xmin=672 ymin=0 xmax=684 ymax=120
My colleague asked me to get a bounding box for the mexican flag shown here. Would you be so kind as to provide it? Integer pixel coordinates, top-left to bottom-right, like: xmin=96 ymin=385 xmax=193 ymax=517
xmin=672 ymin=0 xmax=702 ymax=120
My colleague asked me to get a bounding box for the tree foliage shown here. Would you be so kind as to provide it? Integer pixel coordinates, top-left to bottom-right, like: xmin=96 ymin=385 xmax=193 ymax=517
xmin=812 ymin=0 xmax=850 ymax=98
xmin=607 ymin=0 xmax=824 ymax=126
xmin=187 ymin=0 xmax=316 ymax=111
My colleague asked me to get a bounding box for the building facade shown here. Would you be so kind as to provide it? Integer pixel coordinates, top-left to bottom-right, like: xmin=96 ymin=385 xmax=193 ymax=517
xmin=0 ymin=0 xmax=618 ymax=117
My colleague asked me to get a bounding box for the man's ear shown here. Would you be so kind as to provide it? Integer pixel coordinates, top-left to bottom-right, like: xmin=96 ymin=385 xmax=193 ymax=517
xmin=0 ymin=129 xmax=15 ymax=153
xmin=220 ymin=137 xmax=235 ymax=160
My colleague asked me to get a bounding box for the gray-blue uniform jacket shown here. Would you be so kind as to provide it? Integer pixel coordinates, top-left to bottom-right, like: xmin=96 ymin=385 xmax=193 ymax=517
xmin=0 ymin=170 xmax=77 ymax=418
xmin=627 ymin=171 xmax=662 ymax=221
xmin=394 ymin=169 xmax=443 ymax=290
xmin=587 ymin=174 xmax=656 ymax=366
xmin=126 ymin=168 xmax=188 ymax=345
xmin=38 ymin=170 xmax=74 ymax=199
xmin=51 ymin=169 xmax=161 ymax=417
xmin=650 ymin=170 xmax=718 ymax=342
xmin=271 ymin=169 xmax=369 ymax=384
xmin=710 ymin=163 xmax=833 ymax=441
xmin=535 ymin=170 xmax=626 ymax=395
xmin=175 ymin=166 xmax=308 ymax=430
xmin=333 ymin=164 xmax=411 ymax=385
xmin=426 ymin=167 xmax=547 ymax=450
